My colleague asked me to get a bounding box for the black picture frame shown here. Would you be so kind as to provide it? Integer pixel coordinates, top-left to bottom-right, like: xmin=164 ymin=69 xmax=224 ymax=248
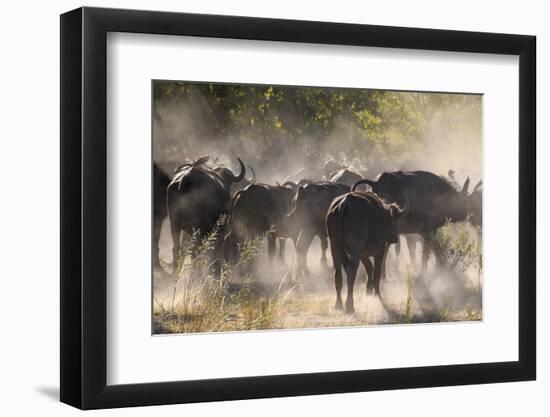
xmin=60 ymin=6 xmax=536 ymax=410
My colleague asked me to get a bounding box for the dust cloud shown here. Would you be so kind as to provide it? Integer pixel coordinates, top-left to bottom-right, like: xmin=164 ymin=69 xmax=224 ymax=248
xmin=152 ymin=82 xmax=483 ymax=332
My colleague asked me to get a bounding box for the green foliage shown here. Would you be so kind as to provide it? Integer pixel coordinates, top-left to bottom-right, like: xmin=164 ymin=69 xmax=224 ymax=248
xmin=153 ymin=81 xmax=481 ymax=173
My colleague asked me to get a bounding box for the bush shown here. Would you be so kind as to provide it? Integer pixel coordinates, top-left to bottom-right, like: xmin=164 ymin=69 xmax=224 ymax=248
xmin=153 ymin=224 xmax=285 ymax=333
xmin=434 ymin=219 xmax=481 ymax=272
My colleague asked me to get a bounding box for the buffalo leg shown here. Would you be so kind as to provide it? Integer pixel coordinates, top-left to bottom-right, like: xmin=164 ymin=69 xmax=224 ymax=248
xmin=153 ymin=215 xmax=164 ymax=269
xmin=278 ymin=238 xmax=286 ymax=262
xmin=423 ymin=241 xmax=431 ymax=274
xmin=380 ymin=247 xmax=389 ymax=281
xmin=360 ymin=255 xmax=374 ymax=295
xmin=394 ymin=237 xmax=401 ymax=263
xmin=421 ymin=232 xmax=443 ymax=275
xmin=330 ymin=242 xmax=344 ymax=311
xmin=296 ymin=230 xmax=314 ymax=277
xmin=170 ymin=221 xmax=181 ymax=274
xmin=343 ymin=252 xmax=360 ymax=314
xmin=267 ymin=234 xmax=277 ymax=262
xmin=387 ymin=236 xmax=402 ymax=276
xmin=373 ymin=244 xmax=388 ymax=296
xmin=320 ymin=235 xmax=328 ymax=266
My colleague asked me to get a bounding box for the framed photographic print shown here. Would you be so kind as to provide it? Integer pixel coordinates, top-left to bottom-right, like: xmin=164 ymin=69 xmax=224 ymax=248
xmin=60 ymin=6 xmax=536 ymax=409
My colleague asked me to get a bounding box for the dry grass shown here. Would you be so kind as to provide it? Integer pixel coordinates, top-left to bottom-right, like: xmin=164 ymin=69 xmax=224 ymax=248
xmin=153 ymin=222 xmax=482 ymax=334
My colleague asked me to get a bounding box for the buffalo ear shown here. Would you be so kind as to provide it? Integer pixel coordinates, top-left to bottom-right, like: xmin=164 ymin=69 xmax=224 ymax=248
xmin=462 ymin=177 xmax=470 ymax=195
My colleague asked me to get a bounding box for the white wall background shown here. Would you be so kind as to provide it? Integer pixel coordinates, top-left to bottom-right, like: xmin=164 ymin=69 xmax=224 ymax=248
xmin=0 ymin=0 xmax=545 ymax=415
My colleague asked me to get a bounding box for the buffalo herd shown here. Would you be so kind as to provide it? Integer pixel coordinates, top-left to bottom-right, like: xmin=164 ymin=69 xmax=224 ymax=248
xmin=154 ymin=157 xmax=482 ymax=314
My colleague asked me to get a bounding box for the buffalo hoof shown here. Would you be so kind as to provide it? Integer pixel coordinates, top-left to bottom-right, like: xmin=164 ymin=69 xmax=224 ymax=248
xmin=334 ymin=300 xmax=344 ymax=311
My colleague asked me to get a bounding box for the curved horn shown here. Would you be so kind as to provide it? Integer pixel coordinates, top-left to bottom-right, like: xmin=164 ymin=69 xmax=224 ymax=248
xmin=395 ymin=192 xmax=411 ymax=219
xmin=231 ymin=158 xmax=246 ymax=182
xmin=352 ymin=178 xmax=377 ymax=191
xmin=247 ymin=165 xmax=256 ymax=183
xmin=462 ymin=177 xmax=471 ymax=195
xmin=473 ymin=180 xmax=483 ymax=192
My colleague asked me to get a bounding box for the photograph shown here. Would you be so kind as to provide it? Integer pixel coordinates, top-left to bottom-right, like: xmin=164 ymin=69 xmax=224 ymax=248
xmin=152 ymin=81 xmax=483 ymax=334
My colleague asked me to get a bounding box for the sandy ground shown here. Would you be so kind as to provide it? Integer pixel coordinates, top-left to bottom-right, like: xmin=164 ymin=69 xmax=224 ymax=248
xmin=153 ymin=220 xmax=482 ymax=334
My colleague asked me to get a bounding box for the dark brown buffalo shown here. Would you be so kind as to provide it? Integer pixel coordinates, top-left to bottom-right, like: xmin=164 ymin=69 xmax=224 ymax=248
xmin=167 ymin=157 xmax=246 ymax=272
xmin=285 ymin=182 xmax=350 ymax=277
xmin=393 ymin=171 xmax=466 ymax=269
xmin=353 ymin=170 xmax=482 ymax=272
xmin=326 ymin=192 xmax=407 ymax=313
xmin=224 ymin=183 xmax=296 ymax=264
xmin=392 ymin=170 xmax=461 ymax=268
xmin=153 ymin=163 xmax=171 ymax=269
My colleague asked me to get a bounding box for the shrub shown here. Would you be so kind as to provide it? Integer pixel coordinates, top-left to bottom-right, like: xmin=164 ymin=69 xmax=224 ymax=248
xmin=434 ymin=219 xmax=481 ymax=272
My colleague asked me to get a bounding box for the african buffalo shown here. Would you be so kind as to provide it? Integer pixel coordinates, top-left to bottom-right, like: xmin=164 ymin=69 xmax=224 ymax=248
xmin=326 ymin=191 xmax=408 ymax=313
xmin=153 ymin=163 xmax=171 ymax=269
xmin=167 ymin=157 xmax=246 ymax=272
xmin=393 ymin=169 xmax=464 ymax=270
xmin=285 ymin=182 xmax=350 ymax=277
xmin=353 ymin=170 xmax=482 ymax=273
xmin=224 ymin=183 xmax=296 ymax=264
